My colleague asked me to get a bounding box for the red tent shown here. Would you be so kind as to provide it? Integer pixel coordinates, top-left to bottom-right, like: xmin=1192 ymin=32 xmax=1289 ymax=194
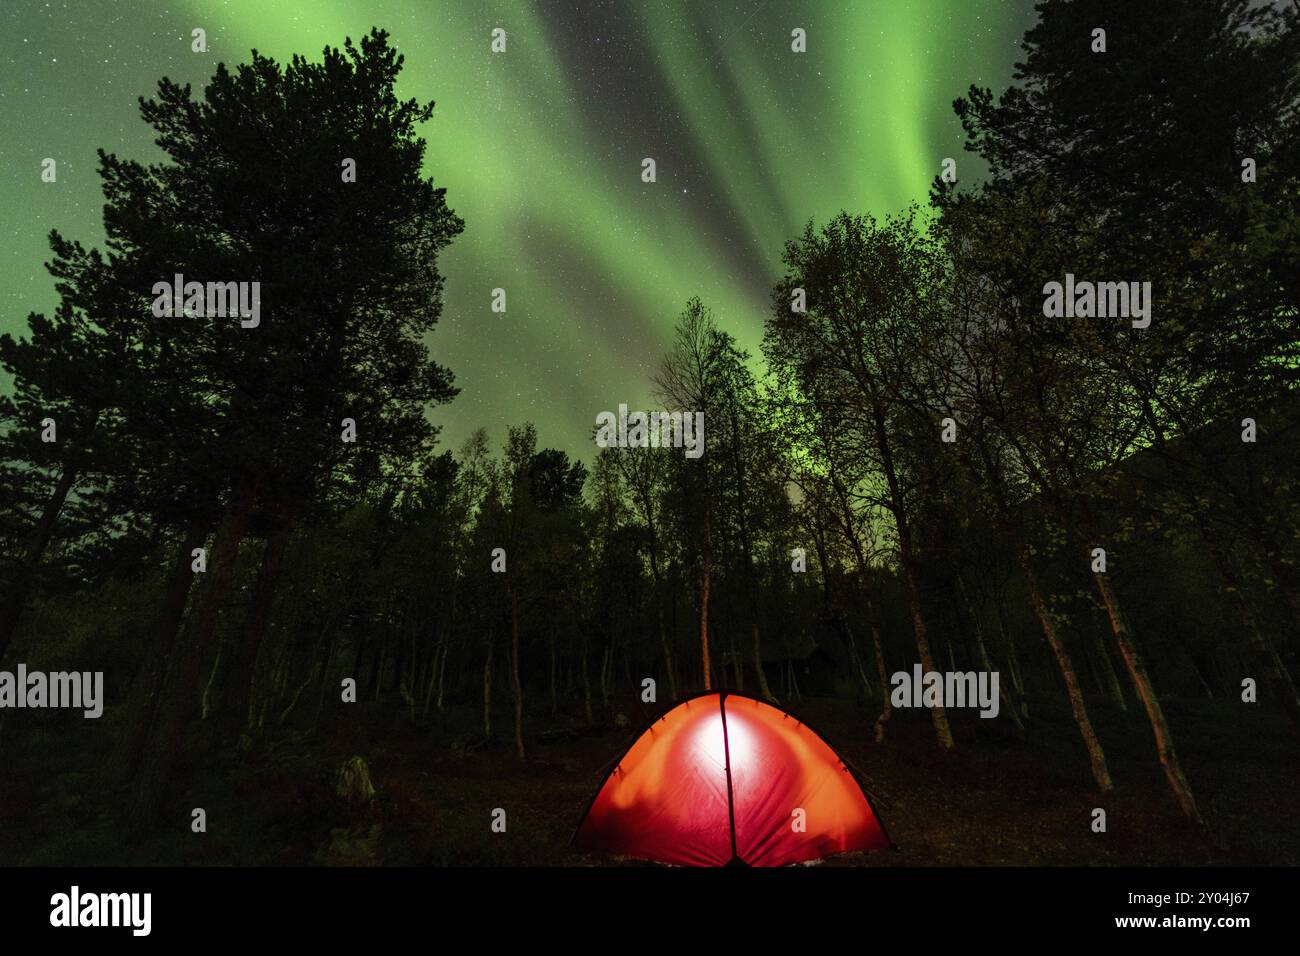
xmin=574 ymin=691 xmax=892 ymax=866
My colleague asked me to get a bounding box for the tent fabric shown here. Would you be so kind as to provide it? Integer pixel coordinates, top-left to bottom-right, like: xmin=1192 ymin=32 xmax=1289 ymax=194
xmin=574 ymin=692 xmax=891 ymax=866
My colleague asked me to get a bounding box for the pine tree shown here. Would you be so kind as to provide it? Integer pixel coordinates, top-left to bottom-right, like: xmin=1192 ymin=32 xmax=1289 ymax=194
xmin=90 ymin=29 xmax=465 ymax=821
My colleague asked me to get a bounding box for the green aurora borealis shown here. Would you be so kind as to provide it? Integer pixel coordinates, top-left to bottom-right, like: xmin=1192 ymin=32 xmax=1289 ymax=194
xmin=1 ymin=0 xmax=1036 ymax=459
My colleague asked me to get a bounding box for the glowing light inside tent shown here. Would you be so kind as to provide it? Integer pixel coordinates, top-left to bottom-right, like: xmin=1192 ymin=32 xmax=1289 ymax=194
xmin=696 ymin=712 xmax=752 ymax=768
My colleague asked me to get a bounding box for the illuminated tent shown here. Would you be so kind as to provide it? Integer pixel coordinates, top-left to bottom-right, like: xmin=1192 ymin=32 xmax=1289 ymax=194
xmin=574 ymin=691 xmax=892 ymax=866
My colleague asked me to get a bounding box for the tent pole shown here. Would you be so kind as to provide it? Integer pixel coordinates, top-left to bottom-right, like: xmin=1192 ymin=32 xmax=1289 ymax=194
xmin=719 ymin=692 xmax=740 ymax=863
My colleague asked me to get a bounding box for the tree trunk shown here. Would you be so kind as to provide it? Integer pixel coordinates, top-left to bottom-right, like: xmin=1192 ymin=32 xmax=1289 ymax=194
xmin=1091 ymin=568 xmax=1202 ymax=823
xmin=422 ymin=638 xmax=440 ymax=720
xmin=581 ymin=638 xmax=593 ymax=726
xmin=224 ymin=513 xmax=295 ymax=740
xmin=548 ymin=626 xmax=557 ymax=717
xmin=422 ymin=625 xmax=443 ymax=722
xmin=1014 ymin=536 xmax=1113 ymax=792
xmin=0 ymin=459 xmax=82 ymax=661
xmin=1092 ymin=622 xmax=1128 ymax=711
xmin=837 ymin=615 xmax=874 ymax=698
xmin=436 ymin=578 xmax=456 ymax=716
xmin=991 ymin=581 xmax=1025 ymax=696
xmin=600 ymin=644 xmax=612 ymax=712
xmin=699 ymin=511 xmax=713 ymax=691
xmin=840 ymin=530 xmax=892 ymax=743
xmin=1265 ymin=554 xmax=1300 ymax=634
xmin=129 ymin=483 xmax=257 ymax=824
xmin=103 ymin=519 xmax=210 ymax=787
xmin=1202 ymin=530 xmax=1300 ymax=729
xmin=729 ymin=631 xmax=743 ymax=691
xmin=309 ymin=608 xmax=343 ymax=730
xmin=200 ymin=641 xmax=223 ymax=720
xmin=727 ymin=393 xmax=773 ymax=702
xmin=483 ymin=631 xmax=494 ymax=740
xmin=751 ymin=623 xmax=774 ymax=701
xmin=372 ymin=640 xmax=386 ymax=701
xmin=510 ymin=586 xmax=526 ymax=761
xmin=868 ymin=607 xmax=892 ymax=743
xmin=436 ymin=639 xmax=449 ymax=712
xmin=954 ymin=566 xmax=1024 ymax=732
xmin=872 ymin=408 xmax=953 ymax=750
xmin=647 ymin=544 xmax=677 ymax=700
xmin=812 ymin=529 xmax=870 ymax=705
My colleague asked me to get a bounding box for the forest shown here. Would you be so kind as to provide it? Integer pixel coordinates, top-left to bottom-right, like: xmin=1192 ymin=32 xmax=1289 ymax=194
xmin=1 ymin=1 xmax=1298 ymax=866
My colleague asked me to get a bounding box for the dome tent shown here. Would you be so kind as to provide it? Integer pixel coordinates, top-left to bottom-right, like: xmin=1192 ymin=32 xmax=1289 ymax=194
xmin=574 ymin=691 xmax=893 ymax=866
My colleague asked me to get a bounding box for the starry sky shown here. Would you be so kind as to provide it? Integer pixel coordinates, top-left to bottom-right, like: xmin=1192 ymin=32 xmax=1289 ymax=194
xmin=1 ymin=0 xmax=1036 ymax=461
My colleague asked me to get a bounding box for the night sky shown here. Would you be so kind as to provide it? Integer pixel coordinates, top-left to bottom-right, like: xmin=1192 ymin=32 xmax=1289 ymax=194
xmin=1 ymin=0 xmax=1036 ymax=460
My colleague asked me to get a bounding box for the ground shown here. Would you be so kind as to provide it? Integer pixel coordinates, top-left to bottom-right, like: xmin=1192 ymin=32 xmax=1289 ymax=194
xmin=1 ymin=690 xmax=1296 ymax=866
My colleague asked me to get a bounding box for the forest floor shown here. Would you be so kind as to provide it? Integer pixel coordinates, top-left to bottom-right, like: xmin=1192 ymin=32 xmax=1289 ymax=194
xmin=1 ymin=688 xmax=1297 ymax=866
